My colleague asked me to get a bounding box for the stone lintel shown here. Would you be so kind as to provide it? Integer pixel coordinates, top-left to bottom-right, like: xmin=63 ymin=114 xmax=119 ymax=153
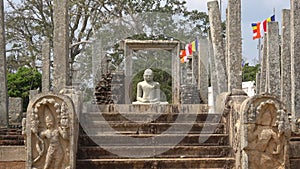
xmin=121 ymin=40 xmax=180 ymax=50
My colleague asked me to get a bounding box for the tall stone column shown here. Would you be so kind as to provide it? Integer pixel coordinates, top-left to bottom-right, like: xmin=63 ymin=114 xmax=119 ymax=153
xmin=281 ymin=9 xmax=291 ymax=112
xmin=260 ymin=35 xmax=268 ymax=93
xmin=0 ymin=0 xmax=8 ymax=127
xmin=227 ymin=0 xmax=242 ymax=91
xmin=92 ymin=40 xmax=102 ymax=87
xmin=291 ymin=0 xmax=300 ymax=118
xmin=266 ymin=22 xmax=280 ymax=96
xmin=42 ymin=39 xmax=50 ymax=92
xmin=207 ymin=0 xmax=228 ymax=95
xmin=52 ymin=0 xmax=69 ymax=93
xmin=256 ymin=72 xmax=260 ymax=94
xmin=198 ymin=39 xmax=209 ymax=104
xmin=208 ymin=34 xmax=218 ymax=110
xmin=124 ymin=45 xmax=132 ymax=104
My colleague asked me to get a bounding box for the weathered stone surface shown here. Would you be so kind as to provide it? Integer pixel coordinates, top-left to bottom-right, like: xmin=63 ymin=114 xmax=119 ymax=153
xmin=281 ymin=9 xmax=291 ymax=112
xmin=26 ymin=94 xmax=77 ymax=169
xmin=267 ymin=22 xmax=280 ymax=96
xmin=256 ymin=72 xmax=261 ymax=94
xmin=227 ymin=0 xmax=242 ymax=91
xmin=239 ymin=94 xmax=291 ymax=169
xmin=0 ymin=162 xmax=25 ymax=169
xmin=291 ymin=0 xmax=300 ymax=119
xmin=52 ymin=0 xmax=69 ymax=93
xmin=92 ymin=40 xmax=103 ymax=87
xmin=198 ymin=39 xmax=209 ymax=104
xmin=29 ymin=90 xmax=39 ymax=101
xmin=0 ymin=0 xmax=8 ymax=127
xmin=0 ymin=146 xmax=25 ymax=161
xmin=8 ymin=97 xmax=23 ymax=124
xmin=208 ymin=34 xmax=218 ymax=110
xmin=207 ymin=0 xmax=228 ymax=95
xmin=260 ymin=35 xmax=268 ymax=93
xmin=42 ymin=39 xmax=50 ymax=92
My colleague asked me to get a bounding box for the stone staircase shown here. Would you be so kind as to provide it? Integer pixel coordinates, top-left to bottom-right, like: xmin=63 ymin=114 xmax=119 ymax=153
xmin=0 ymin=127 xmax=24 ymax=146
xmin=76 ymin=104 xmax=235 ymax=169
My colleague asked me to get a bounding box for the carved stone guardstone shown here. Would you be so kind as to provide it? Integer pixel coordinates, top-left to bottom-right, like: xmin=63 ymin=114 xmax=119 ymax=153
xmin=25 ymin=94 xmax=78 ymax=169
xmin=239 ymin=94 xmax=291 ymax=169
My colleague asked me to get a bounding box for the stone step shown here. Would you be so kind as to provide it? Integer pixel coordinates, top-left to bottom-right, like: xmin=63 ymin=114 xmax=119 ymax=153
xmin=77 ymin=145 xmax=233 ymax=159
xmin=81 ymin=122 xmax=225 ymax=134
xmin=79 ymin=134 xmax=228 ymax=146
xmin=0 ymin=128 xmax=22 ymax=134
xmin=83 ymin=104 xmax=210 ymax=114
xmin=76 ymin=157 xmax=235 ymax=169
xmin=81 ymin=112 xmax=222 ymax=123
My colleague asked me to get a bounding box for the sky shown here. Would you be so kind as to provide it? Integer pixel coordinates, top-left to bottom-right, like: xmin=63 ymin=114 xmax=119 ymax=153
xmin=186 ymin=0 xmax=290 ymax=65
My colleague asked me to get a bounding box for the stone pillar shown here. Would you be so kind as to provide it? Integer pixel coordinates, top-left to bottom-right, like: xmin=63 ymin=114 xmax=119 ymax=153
xmin=260 ymin=35 xmax=268 ymax=93
xmin=198 ymin=39 xmax=209 ymax=104
xmin=227 ymin=0 xmax=242 ymax=91
xmin=266 ymin=22 xmax=280 ymax=96
xmin=124 ymin=45 xmax=132 ymax=104
xmin=8 ymin=97 xmax=23 ymax=125
xmin=281 ymin=9 xmax=291 ymax=112
xmin=291 ymin=0 xmax=300 ymax=119
xmin=52 ymin=0 xmax=69 ymax=93
xmin=207 ymin=0 xmax=228 ymax=95
xmin=208 ymin=33 xmax=218 ymax=110
xmin=256 ymin=72 xmax=260 ymax=94
xmin=92 ymin=40 xmax=102 ymax=87
xmin=172 ymin=44 xmax=181 ymax=104
xmin=0 ymin=0 xmax=8 ymax=127
xmin=42 ymin=39 xmax=50 ymax=92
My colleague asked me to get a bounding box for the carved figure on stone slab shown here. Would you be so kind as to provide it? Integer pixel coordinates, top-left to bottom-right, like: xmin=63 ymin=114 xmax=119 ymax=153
xmin=246 ymin=108 xmax=286 ymax=169
xmin=40 ymin=107 xmax=69 ymax=169
xmin=135 ymin=69 xmax=161 ymax=104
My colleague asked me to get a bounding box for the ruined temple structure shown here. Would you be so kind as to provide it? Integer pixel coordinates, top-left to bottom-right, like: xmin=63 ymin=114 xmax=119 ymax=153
xmin=2 ymin=0 xmax=300 ymax=169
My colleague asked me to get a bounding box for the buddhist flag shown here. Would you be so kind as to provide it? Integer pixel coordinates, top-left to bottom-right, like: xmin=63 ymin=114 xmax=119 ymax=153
xmin=252 ymin=22 xmax=262 ymax=40
xmin=186 ymin=44 xmax=193 ymax=56
xmin=191 ymin=39 xmax=198 ymax=52
xmin=263 ymin=15 xmax=275 ymax=33
xmin=180 ymin=49 xmax=188 ymax=63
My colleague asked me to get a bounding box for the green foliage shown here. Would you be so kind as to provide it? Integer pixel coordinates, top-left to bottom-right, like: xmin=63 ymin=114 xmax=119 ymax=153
xmin=131 ymin=68 xmax=172 ymax=103
xmin=242 ymin=63 xmax=260 ymax=82
xmin=7 ymin=67 xmax=42 ymax=111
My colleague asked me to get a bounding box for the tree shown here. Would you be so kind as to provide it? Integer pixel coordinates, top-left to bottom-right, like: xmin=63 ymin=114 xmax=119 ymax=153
xmin=4 ymin=0 xmax=208 ymax=72
xmin=242 ymin=63 xmax=259 ymax=82
xmin=7 ymin=67 xmax=42 ymax=111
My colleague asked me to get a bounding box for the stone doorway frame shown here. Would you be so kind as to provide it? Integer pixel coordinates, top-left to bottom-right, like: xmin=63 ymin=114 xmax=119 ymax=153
xmin=119 ymin=39 xmax=181 ymax=104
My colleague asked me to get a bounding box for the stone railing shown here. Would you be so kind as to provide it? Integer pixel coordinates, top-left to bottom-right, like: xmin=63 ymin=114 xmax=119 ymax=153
xmin=215 ymin=90 xmax=248 ymax=157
